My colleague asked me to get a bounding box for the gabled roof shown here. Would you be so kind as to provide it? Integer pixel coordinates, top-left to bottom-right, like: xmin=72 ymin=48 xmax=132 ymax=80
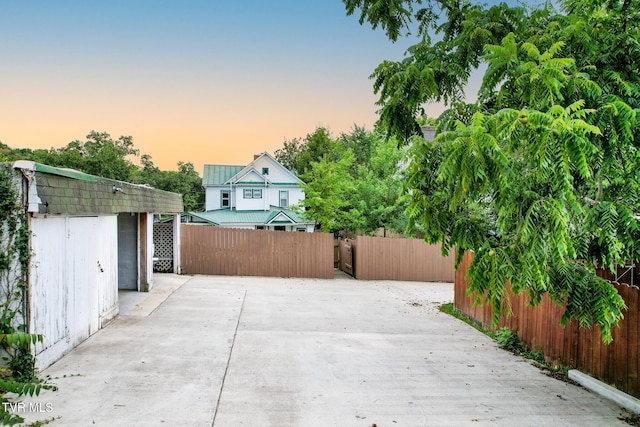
xmin=266 ymin=210 xmax=298 ymax=225
xmin=234 ymin=168 xmax=269 ymax=185
xmin=202 ymin=152 xmax=303 ymax=187
xmin=187 ymin=206 xmax=314 ymax=226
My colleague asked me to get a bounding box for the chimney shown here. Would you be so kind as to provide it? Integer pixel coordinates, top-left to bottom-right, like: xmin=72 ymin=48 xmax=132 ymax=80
xmin=254 ymin=154 xmax=260 ymax=160
xmin=421 ymin=125 xmax=436 ymax=142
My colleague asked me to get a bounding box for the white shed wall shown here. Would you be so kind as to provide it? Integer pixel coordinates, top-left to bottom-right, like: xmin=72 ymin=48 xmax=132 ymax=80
xmin=30 ymin=215 xmax=119 ymax=369
xmin=144 ymin=212 xmax=154 ymax=291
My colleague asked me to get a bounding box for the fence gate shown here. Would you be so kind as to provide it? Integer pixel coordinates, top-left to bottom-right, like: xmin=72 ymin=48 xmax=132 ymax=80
xmin=339 ymin=239 xmax=354 ymax=276
xmin=153 ymin=221 xmax=174 ymax=273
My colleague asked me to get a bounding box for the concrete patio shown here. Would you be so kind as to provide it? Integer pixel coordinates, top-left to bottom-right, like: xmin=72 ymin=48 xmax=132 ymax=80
xmin=17 ymin=273 xmax=633 ymax=426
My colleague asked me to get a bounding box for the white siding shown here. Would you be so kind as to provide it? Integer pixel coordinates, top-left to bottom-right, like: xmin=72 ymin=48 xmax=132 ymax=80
xmin=204 ymin=154 xmax=305 ymax=212
xmin=235 ymin=187 xmax=267 ymax=210
xmin=29 ymin=217 xmax=67 ymax=368
xmin=144 ymin=212 xmax=154 ymax=290
xmin=30 ymin=215 xmax=119 ymax=369
xmin=289 ymin=187 xmax=305 ymax=206
xmin=205 ymin=186 xmax=221 ymax=210
xmin=96 ymin=216 xmax=118 ymax=326
xmin=267 ymin=186 xmax=304 ymax=208
xmin=251 ymin=156 xmax=299 ymax=183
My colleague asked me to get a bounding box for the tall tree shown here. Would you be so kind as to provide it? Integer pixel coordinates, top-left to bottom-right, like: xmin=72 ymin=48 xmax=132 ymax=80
xmin=296 ymin=127 xmax=339 ymax=179
xmin=136 ymin=155 xmax=205 ymax=212
xmin=1 ymin=134 xmax=205 ymax=212
xmin=345 ymin=0 xmax=640 ymax=341
xmin=30 ymin=131 xmax=140 ymax=182
xmin=274 ymin=137 xmax=304 ymax=173
xmin=295 ymin=127 xmax=408 ymax=235
xmin=301 ymin=149 xmax=356 ymax=233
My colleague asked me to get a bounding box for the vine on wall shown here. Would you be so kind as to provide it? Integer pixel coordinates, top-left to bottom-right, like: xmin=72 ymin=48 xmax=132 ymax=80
xmin=0 ymin=167 xmax=56 ymax=426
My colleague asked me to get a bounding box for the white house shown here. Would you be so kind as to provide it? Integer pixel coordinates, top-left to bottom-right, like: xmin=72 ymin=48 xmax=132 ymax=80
xmin=190 ymin=152 xmax=314 ymax=232
xmin=6 ymin=161 xmax=183 ymax=369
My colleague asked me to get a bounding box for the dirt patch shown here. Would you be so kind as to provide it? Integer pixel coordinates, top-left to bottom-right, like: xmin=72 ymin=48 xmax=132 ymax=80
xmin=618 ymin=412 xmax=640 ymax=426
xmin=532 ymin=363 xmax=580 ymax=386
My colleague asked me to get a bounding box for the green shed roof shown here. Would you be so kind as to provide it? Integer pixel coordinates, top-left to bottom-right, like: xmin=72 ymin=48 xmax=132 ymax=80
xmin=12 ymin=160 xmax=184 ymax=215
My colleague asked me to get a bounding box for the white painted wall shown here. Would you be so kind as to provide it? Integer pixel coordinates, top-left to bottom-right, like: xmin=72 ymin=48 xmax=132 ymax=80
xmin=204 ymin=155 xmax=305 ymax=212
xmin=205 ymin=186 xmax=228 ymax=211
xmin=250 ymin=156 xmax=299 ymax=184
xmin=144 ymin=213 xmax=154 ymax=291
xmin=206 ymin=185 xmax=304 ymax=211
xmin=235 ymin=186 xmax=267 ymax=210
xmin=30 ymin=215 xmax=119 ymax=369
xmin=96 ymin=216 xmax=119 ymax=325
xmin=267 ymin=186 xmax=304 ymax=208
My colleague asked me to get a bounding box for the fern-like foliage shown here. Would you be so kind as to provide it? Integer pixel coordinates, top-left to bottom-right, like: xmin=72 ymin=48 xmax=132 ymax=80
xmin=345 ymin=0 xmax=640 ymax=342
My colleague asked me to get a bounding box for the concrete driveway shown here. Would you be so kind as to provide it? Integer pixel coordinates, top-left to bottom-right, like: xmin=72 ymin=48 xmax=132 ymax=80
xmin=18 ymin=273 xmax=631 ymax=426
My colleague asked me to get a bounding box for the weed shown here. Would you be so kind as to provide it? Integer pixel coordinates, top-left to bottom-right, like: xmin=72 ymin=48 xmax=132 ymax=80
xmin=440 ymin=303 xmax=571 ymax=379
xmin=0 ymin=167 xmax=56 ymax=426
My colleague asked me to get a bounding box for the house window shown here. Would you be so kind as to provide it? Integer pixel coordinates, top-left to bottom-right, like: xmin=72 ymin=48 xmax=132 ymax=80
xmin=256 ymin=225 xmax=265 ymax=230
xmin=279 ymin=190 xmax=289 ymax=208
xmin=262 ymin=167 xmax=269 ymax=175
xmin=221 ymin=190 xmax=230 ymax=208
xmin=274 ymin=226 xmax=286 ymax=231
xmin=243 ymin=189 xmax=262 ymax=199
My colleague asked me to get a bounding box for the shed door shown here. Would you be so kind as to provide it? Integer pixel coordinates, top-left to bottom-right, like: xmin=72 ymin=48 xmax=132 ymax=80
xmin=67 ymin=217 xmax=100 ymax=345
xmin=118 ymin=213 xmax=138 ymax=290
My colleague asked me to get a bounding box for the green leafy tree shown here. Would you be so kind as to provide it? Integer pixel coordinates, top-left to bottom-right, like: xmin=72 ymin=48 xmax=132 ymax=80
xmin=0 ymin=142 xmax=36 ymax=163
xmin=350 ymin=134 xmax=408 ymax=234
xmin=300 ymin=150 xmax=356 ymax=233
xmin=27 ymin=131 xmax=140 ymax=182
xmin=345 ymin=0 xmax=639 ymax=342
xmin=295 ymin=127 xmax=409 ymax=235
xmin=274 ymin=137 xmax=304 ymax=173
xmin=136 ymin=155 xmax=204 ymax=212
xmin=296 ymin=127 xmax=340 ymax=179
xmin=1 ymin=135 xmax=206 ymax=212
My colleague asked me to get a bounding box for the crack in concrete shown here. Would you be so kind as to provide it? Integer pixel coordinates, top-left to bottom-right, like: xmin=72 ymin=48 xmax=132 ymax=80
xmin=212 ymin=289 xmax=247 ymax=426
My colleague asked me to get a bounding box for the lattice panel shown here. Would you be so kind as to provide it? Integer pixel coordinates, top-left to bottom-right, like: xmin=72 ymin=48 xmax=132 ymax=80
xmin=153 ymin=222 xmax=174 ymax=273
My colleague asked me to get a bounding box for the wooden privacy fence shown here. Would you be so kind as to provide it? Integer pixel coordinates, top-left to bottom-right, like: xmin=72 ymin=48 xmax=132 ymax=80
xmin=181 ymin=225 xmax=334 ymax=279
xmin=343 ymin=236 xmax=455 ymax=282
xmin=455 ymin=250 xmax=640 ymax=399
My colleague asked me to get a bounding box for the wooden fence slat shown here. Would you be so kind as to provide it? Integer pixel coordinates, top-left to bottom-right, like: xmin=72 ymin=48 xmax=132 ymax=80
xmin=351 ymin=236 xmax=455 ymax=282
xmin=454 ymin=251 xmax=640 ymax=399
xmin=180 ymin=225 xmax=333 ymax=279
xmin=627 ymin=283 xmax=640 ymax=397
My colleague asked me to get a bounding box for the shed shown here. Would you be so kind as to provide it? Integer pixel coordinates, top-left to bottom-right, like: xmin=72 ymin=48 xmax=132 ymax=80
xmin=10 ymin=161 xmax=183 ymax=368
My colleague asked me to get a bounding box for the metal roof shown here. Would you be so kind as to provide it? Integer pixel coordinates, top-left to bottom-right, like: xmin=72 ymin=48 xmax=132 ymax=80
xmin=187 ymin=206 xmax=313 ymax=226
xmin=202 ymin=165 xmax=244 ymax=186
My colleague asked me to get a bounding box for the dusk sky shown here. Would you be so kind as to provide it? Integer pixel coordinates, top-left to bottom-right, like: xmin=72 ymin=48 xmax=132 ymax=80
xmin=2 ymin=1 xmax=452 ymax=172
